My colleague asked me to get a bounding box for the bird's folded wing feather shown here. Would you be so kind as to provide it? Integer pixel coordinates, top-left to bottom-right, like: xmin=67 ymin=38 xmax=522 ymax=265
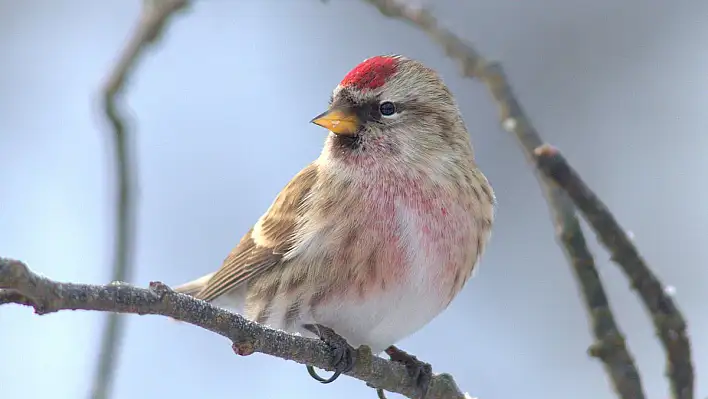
xmin=194 ymin=164 xmax=319 ymax=302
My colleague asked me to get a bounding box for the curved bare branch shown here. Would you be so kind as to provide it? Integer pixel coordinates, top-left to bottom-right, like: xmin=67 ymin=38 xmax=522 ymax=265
xmin=94 ymin=1 xmax=190 ymax=398
xmin=0 ymin=258 xmax=473 ymax=399
xmin=535 ymin=145 xmax=693 ymax=399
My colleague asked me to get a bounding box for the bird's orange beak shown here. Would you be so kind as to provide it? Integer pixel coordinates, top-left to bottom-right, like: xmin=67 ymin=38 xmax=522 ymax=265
xmin=310 ymin=108 xmax=360 ymax=136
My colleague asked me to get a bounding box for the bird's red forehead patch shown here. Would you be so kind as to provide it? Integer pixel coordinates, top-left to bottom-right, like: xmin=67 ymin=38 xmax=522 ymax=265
xmin=340 ymin=56 xmax=398 ymax=91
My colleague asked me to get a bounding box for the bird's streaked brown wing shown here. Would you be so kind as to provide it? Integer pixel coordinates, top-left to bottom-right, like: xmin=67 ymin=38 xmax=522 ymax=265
xmin=195 ymin=164 xmax=319 ymax=303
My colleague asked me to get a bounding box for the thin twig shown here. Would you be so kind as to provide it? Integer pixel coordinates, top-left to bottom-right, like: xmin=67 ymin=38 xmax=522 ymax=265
xmin=0 ymin=258 xmax=472 ymax=399
xmin=535 ymin=145 xmax=694 ymax=399
xmin=93 ymin=1 xmax=190 ymax=399
xmin=357 ymin=1 xmax=648 ymax=398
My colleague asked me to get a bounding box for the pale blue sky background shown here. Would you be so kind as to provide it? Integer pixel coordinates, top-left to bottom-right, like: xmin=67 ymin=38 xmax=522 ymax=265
xmin=1 ymin=1 xmax=707 ymax=398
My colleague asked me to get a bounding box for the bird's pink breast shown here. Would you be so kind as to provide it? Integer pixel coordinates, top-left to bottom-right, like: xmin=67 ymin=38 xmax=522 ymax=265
xmin=305 ymin=172 xmax=477 ymax=351
xmin=337 ymin=175 xmax=473 ymax=301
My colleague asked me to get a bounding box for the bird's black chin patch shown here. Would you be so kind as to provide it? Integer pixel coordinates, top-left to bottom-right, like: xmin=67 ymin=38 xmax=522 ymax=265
xmin=332 ymin=134 xmax=362 ymax=151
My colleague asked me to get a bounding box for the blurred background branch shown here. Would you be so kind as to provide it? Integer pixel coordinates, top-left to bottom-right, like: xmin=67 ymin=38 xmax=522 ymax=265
xmin=92 ymin=1 xmax=189 ymax=399
xmin=358 ymin=1 xmax=693 ymax=398
xmin=535 ymin=144 xmax=694 ymax=399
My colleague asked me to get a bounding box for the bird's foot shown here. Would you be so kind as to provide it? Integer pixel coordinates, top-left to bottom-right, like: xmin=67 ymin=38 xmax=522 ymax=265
xmin=385 ymin=345 xmax=432 ymax=399
xmin=302 ymin=323 xmax=356 ymax=384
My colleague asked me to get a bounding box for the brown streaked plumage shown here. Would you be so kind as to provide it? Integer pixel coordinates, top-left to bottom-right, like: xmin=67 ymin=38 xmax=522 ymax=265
xmin=195 ymin=164 xmax=318 ymax=303
xmin=175 ymin=55 xmax=496 ymax=390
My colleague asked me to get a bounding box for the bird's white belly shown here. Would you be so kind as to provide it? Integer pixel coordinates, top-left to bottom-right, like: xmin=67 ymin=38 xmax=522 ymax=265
xmin=308 ymin=276 xmax=446 ymax=353
xmin=304 ymin=198 xmax=455 ymax=353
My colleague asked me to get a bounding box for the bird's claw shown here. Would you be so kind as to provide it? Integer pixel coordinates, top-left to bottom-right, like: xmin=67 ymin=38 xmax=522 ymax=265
xmin=385 ymin=345 xmax=432 ymax=399
xmin=303 ymin=323 xmax=356 ymax=384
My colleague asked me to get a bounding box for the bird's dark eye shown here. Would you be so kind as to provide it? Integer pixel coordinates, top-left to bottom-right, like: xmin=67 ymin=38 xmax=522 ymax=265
xmin=379 ymin=101 xmax=396 ymax=116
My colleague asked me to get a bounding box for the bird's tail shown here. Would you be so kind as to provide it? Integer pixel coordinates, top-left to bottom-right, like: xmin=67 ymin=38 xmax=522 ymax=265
xmin=169 ymin=273 xmax=216 ymax=324
xmin=173 ymin=272 xmax=215 ymax=297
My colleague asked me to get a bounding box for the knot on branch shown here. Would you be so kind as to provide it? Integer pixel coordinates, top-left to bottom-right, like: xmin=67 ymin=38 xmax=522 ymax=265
xmin=0 ymin=257 xmax=31 ymax=287
xmin=0 ymin=258 xmax=53 ymax=314
xmin=588 ymin=333 xmax=628 ymax=360
xmin=232 ymin=340 xmax=255 ymax=356
xmin=148 ymin=281 xmax=175 ymax=300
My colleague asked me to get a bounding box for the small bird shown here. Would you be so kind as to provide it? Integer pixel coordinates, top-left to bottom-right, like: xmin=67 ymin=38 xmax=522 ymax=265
xmin=175 ymin=55 xmax=495 ymax=396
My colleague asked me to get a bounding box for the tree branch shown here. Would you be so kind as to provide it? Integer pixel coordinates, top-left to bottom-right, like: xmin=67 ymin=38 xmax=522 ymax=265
xmin=94 ymin=1 xmax=190 ymax=398
xmin=534 ymin=145 xmax=694 ymax=399
xmin=0 ymin=257 xmax=473 ymax=399
xmin=357 ymin=1 xmax=652 ymax=398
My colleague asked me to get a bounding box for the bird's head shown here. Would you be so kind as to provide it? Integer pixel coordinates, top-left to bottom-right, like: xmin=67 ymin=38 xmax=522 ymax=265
xmin=312 ymin=55 xmax=474 ymax=172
